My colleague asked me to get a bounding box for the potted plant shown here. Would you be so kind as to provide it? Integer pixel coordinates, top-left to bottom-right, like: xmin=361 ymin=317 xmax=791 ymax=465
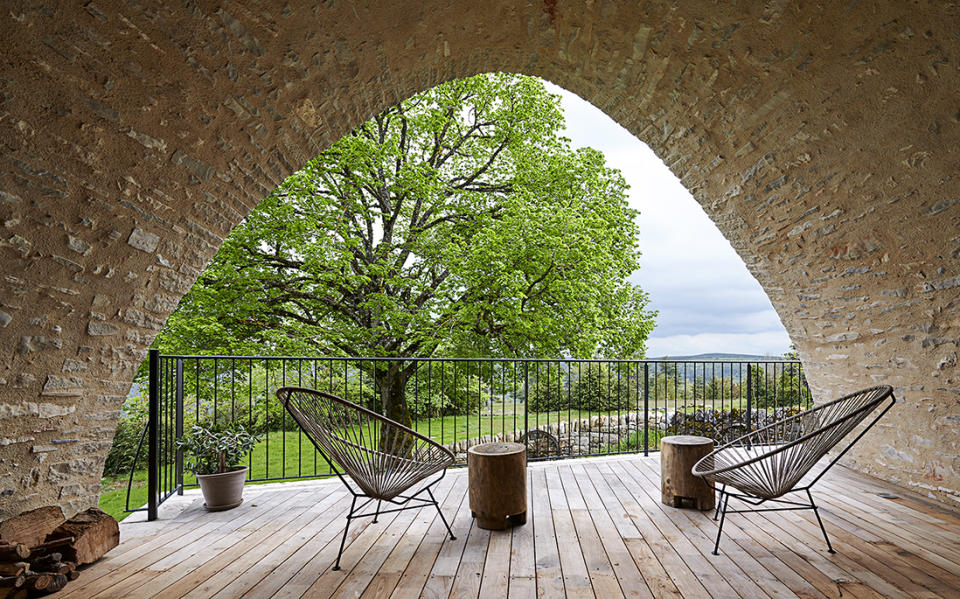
xmin=177 ymin=422 xmax=261 ymax=511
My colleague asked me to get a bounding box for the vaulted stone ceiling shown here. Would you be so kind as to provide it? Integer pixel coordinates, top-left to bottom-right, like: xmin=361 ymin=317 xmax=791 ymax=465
xmin=0 ymin=1 xmax=957 ymax=519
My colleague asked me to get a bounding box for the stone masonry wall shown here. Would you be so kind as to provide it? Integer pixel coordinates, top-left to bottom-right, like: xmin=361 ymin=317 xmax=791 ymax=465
xmin=0 ymin=1 xmax=958 ymax=519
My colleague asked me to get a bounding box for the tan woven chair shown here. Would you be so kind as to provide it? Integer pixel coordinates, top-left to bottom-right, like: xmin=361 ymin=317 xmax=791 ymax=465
xmin=692 ymin=385 xmax=895 ymax=555
xmin=277 ymin=386 xmax=456 ymax=570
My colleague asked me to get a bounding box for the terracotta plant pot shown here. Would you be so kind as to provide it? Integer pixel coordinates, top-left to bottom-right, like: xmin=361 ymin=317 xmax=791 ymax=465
xmin=196 ymin=466 xmax=249 ymax=511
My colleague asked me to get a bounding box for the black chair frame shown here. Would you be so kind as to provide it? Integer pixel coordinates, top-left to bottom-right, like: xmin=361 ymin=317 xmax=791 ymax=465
xmin=696 ymin=385 xmax=896 ymax=555
xmin=277 ymin=387 xmax=457 ymax=571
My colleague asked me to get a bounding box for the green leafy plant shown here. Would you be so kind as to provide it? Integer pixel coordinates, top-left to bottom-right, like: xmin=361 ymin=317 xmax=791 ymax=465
xmin=176 ymin=422 xmax=262 ymax=475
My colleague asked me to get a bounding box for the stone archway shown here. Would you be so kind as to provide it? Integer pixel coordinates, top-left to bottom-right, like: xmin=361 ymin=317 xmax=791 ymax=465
xmin=1 ymin=1 xmax=958 ymax=519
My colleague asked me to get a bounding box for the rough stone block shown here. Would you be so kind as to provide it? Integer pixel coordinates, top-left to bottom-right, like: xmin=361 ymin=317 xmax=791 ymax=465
xmin=127 ymin=227 xmax=160 ymax=253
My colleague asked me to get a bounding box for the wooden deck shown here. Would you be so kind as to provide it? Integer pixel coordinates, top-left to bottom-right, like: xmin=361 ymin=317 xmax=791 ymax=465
xmin=66 ymin=455 xmax=960 ymax=598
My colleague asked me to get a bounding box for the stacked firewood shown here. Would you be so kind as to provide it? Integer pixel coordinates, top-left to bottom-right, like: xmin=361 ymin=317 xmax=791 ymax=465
xmin=0 ymin=507 xmax=120 ymax=598
xmin=0 ymin=537 xmax=79 ymax=597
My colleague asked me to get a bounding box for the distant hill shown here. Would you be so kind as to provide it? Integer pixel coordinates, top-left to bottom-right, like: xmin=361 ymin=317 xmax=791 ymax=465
xmin=646 ymin=352 xmax=799 ymax=384
xmin=650 ymin=352 xmax=790 ymax=361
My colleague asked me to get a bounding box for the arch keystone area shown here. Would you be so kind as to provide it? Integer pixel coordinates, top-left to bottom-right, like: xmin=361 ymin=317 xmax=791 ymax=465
xmin=0 ymin=1 xmax=958 ymax=519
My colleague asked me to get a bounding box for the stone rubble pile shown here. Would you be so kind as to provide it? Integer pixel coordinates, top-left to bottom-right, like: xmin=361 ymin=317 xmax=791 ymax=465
xmin=444 ymin=407 xmax=797 ymax=462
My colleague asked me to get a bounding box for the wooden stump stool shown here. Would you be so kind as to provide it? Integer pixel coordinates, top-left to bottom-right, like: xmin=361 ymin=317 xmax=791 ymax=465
xmin=661 ymin=435 xmax=715 ymax=510
xmin=468 ymin=442 xmax=527 ymax=530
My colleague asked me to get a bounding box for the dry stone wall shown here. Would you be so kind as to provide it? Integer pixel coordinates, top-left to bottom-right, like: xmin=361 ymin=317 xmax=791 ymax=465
xmin=0 ymin=1 xmax=958 ymax=519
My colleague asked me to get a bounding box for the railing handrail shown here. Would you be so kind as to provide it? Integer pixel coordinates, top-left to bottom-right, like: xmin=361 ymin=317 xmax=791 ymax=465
xmin=155 ymin=353 xmax=802 ymax=364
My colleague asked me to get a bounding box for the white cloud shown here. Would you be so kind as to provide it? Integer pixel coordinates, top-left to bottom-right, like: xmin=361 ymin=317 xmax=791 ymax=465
xmin=546 ymin=81 xmax=792 ymax=358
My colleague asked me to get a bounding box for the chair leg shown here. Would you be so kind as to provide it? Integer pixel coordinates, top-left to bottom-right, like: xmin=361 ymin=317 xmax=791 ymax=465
xmin=373 ymin=500 xmax=381 ymax=523
xmin=807 ymin=489 xmax=835 ymax=554
xmin=428 ymin=487 xmax=456 ymax=541
xmin=712 ymin=492 xmax=730 ymax=555
xmin=333 ymin=496 xmax=357 ymax=571
xmin=714 ymin=484 xmax=726 ymax=521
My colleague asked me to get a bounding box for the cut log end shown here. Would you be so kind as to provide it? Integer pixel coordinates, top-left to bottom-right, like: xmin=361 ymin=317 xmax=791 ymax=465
xmin=43 ymin=573 xmax=68 ymax=594
xmin=0 ymin=507 xmax=113 ymax=596
xmin=23 ymin=574 xmax=51 ymax=592
xmin=45 ymin=508 xmax=119 ymax=566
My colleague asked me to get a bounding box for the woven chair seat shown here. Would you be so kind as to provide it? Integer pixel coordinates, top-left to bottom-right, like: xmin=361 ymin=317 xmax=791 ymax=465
xmin=278 ymin=387 xmax=455 ymax=501
xmin=702 ymin=444 xmax=803 ymax=498
xmin=693 ymin=385 xmax=894 ymax=500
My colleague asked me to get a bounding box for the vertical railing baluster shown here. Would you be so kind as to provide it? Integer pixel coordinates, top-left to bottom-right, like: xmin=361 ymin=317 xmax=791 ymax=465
xmin=477 ymin=362 xmax=482 ymax=443
xmin=265 ymin=358 xmax=269 ymax=480
xmin=230 ymin=358 xmax=235 ymax=423
xmin=248 ymin=359 xmax=253 ymax=473
xmin=427 ymin=361 xmax=432 ymax=444
xmin=643 ymin=362 xmax=649 ymax=456
xmin=175 ymin=358 xmax=184 ymax=496
xmin=489 ymin=361 xmax=493 ymax=441
xmin=213 ymin=357 xmax=218 ymax=426
xmin=147 ymin=348 xmax=159 ymax=521
xmin=522 ymin=361 xmax=529 ymax=452
xmin=746 ymin=363 xmax=753 ymax=434
xmin=297 ymin=359 xmax=302 ymax=478
xmin=565 ymin=360 xmax=570 ymax=457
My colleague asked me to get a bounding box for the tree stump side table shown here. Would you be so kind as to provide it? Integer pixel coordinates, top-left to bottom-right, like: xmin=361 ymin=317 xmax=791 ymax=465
xmin=661 ymin=435 xmax=715 ymax=510
xmin=468 ymin=442 xmax=527 ymax=530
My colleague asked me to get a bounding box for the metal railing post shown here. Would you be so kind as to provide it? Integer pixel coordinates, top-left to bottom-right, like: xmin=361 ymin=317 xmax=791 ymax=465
xmin=175 ymin=358 xmax=184 ymax=496
xmin=746 ymin=363 xmax=753 ymax=434
xmin=523 ymin=361 xmax=529 ymax=448
xmin=643 ymin=362 xmax=649 ymax=456
xmin=147 ymin=348 xmax=159 ymax=521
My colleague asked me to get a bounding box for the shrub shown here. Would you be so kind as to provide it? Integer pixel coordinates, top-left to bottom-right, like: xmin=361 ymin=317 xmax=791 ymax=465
xmin=570 ymin=363 xmax=634 ymax=411
xmin=528 ymin=373 xmax=566 ymax=412
xmin=616 ymin=428 xmax=663 ymax=452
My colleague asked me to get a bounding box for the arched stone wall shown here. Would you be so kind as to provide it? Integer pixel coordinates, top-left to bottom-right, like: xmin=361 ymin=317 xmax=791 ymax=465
xmin=0 ymin=1 xmax=957 ymax=519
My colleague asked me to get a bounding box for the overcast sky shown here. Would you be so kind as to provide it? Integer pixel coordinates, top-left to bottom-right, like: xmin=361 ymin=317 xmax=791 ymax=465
xmin=546 ymin=82 xmax=791 ymax=358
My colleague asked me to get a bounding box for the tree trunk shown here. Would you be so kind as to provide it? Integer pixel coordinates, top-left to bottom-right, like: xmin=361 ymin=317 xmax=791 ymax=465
xmin=374 ymin=364 xmax=412 ymax=453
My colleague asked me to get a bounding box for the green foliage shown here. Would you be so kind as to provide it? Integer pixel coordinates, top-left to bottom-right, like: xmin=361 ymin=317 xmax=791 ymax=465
xmin=528 ymin=370 xmax=566 ymax=412
xmin=572 ymin=363 xmax=633 ymax=411
xmin=703 ymin=376 xmax=740 ymax=400
xmin=176 ymin=422 xmax=262 ymax=475
xmin=616 ymin=428 xmax=664 ymax=452
xmin=405 ymin=369 xmax=482 ymax=420
xmin=149 ymin=73 xmax=656 ymax=423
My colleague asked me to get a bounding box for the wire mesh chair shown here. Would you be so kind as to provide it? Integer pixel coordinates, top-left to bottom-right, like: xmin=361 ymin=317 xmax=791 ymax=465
xmin=692 ymin=385 xmax=895 ymax=555
xmin=277 ymin=386 xmax=457 ymax=571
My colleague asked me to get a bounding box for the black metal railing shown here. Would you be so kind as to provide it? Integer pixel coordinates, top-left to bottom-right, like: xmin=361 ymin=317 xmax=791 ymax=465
xmin=128 ymin=350 xmax=812 ymax=519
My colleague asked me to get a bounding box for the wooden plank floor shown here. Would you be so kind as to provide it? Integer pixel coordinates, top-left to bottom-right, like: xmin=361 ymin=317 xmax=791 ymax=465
xmin=69 ymin=455 xmax=960 ymax=598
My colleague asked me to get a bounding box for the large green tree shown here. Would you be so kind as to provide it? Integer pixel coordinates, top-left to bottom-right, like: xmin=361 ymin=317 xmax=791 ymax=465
xmin=158 ymin=73 xmax=655 ymax=426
